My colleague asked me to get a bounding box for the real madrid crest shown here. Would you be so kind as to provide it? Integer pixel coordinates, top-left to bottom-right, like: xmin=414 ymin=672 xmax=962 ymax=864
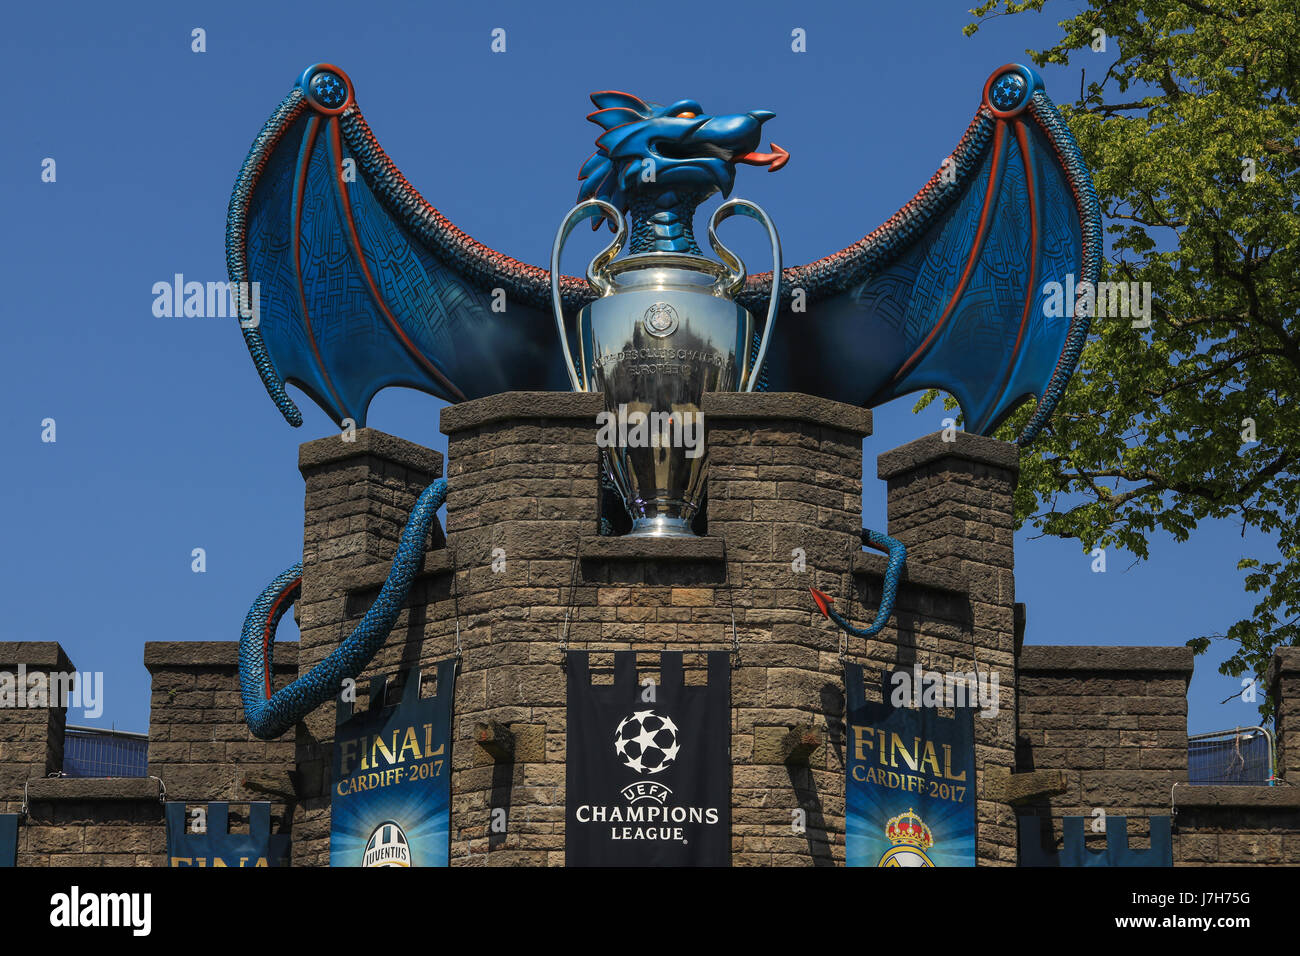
xmin=878 ymin=808 xmax=934 ymax=867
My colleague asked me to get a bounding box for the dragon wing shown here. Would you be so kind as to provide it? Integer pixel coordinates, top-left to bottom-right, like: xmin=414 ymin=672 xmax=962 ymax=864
xmin=227 ymin=63 xmax=591 ymax=427
xmin=740 ymin=64 xmax=1101 ymax=443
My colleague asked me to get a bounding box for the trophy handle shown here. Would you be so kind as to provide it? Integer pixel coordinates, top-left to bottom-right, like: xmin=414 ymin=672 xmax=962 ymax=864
xmin=708 ymin=198 xmax=782 ymax=393
xmin=551 ymin=199 xmax=626 ymax=392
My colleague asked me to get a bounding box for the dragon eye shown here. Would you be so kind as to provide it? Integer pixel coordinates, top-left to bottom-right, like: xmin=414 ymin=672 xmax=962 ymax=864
xmin=677 ymin=111 xmax=697 ymax=119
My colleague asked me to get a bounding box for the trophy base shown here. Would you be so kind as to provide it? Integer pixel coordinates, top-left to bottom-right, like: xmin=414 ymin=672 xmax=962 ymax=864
xmin=627 ymin=516 xmax=698 ymax=538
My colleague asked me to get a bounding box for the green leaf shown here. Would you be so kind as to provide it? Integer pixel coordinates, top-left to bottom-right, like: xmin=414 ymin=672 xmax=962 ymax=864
xmin=963 ymin=0 xmax=1300 ymax=720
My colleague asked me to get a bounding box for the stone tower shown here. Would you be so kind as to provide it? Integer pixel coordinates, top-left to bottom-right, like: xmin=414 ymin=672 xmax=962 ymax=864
xmin=284 ymin=390 xmax=1021 ymax=865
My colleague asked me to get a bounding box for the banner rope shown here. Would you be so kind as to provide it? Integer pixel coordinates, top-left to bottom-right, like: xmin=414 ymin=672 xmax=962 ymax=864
xmin=560 ymin=537 xmax=580 ymax=667
xmin=838 ymin=543 xmax=853 ymax=664
xmin=450 ymin=541 xmax=463 ymax=666
xmin=723 ymin=540 xmax=740 ymax=666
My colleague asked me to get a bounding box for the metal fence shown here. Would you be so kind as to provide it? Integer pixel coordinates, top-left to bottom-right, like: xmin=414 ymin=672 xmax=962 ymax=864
xmin=1188 ymin=726 xmax=1274 ymax=785
xmin=63 ymin=725 xmax=148 ymax=778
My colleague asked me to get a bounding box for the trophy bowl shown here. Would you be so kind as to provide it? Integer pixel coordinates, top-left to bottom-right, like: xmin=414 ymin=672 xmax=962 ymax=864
xmin=552 ymin=199 xmax=780 ymax=537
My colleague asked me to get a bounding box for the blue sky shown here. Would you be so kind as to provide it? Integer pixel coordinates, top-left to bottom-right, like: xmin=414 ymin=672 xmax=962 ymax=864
xmin=1 ymin=0 xmax=1269 ymax=736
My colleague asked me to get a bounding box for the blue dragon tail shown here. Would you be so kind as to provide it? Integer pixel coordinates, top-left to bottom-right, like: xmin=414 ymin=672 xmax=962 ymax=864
xmin=811 ymin=529 xmax=906 ymax=640
xmin=238 ymin=478 xmax=448 ymax=740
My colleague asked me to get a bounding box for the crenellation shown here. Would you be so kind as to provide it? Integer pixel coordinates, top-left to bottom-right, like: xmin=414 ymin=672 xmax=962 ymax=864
xmin=1 ymin=394 xmax=1296 ymax=866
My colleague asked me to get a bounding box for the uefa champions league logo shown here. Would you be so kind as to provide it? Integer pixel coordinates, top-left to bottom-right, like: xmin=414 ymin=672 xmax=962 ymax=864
xmin=641 ymin=302 xmax=679 ymax=337
xmin=363 ymin=820 xmax=411 ymax=867
xmin=613 ymin=710 xmax=681 ymax=775
xmin=569 ymin=705 xmax=719 ymax=844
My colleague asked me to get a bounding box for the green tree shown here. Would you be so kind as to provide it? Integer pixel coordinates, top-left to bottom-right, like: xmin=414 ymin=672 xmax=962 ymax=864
xmin=947 ymin=1 xmax=1300 ymax=716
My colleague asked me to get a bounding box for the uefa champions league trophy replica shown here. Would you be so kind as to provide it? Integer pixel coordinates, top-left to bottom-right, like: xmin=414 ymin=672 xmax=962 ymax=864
xmin=551 ymin=198 xmax=780 ymax=537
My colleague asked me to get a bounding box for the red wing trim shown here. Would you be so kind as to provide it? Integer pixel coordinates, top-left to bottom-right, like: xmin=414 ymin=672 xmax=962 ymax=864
xmin=890 ymin=121 xmax=1009 ymax=384
xmin=292 ymin=115 xmax=348 ymax=416
xmin=339 ymin=110 xmax=589 ymax=310
xmin=980 ymin=119 xmax=1042 ymax=431
xmin=326 ymin=122 xmax=468 ymax=403
xmin=261 ymin=576 xmax=301 ymax=700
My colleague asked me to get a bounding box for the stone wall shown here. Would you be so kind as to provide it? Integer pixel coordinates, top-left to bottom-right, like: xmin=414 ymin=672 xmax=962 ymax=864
xmin=871 ymin=432 xmax=1022 ymax=864
xmin=286 ymin=393 xmax=890 ymax=866
xmin=0 ymin=642 xmax=165 ymax=866
xmin=0 ymin=643 xmax=73 ymax=815
xmin=2 ymin=394 xmax=1299 ymax=867
xmin=290 ymin=427 xmax=446 ymax=866
xmin=1171 ymin=786 xmax=1300 ymax=866
xmin=18 ymin=778 xmax=163 ymax=867
xmin=144 ymin=641 xmax=298 ymax=806
xmin=0 ymin=639 xmax=299 ymax=866
xmin=1271 ymin=647 xmax=1300 ymax=780
xmin=1016 ymin=644 xmax=1300 ymax=865
xmin=1168 ymin=647 xmax=1300 ymax=865
xmin=1016 ymin=645 xmax=1192 ymax=856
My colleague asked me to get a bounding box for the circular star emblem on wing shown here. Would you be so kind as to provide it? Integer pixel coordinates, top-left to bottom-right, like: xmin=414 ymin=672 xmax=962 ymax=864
xmin=990 ymin=72 xmax=1027 ymax=111
xmin=311 ymin=72 xmax=347 ymax=108
xmin=298 ymin=63 xmax=354 ymax=115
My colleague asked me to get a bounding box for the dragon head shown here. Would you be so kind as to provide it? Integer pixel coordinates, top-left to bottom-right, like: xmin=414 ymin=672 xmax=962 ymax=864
xmin=577 ymin=91 xmax=787 ymax=252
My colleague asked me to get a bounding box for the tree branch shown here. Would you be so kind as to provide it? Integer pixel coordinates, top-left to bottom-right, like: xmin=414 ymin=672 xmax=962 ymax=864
xmin=1144 ymin=348 xmax=1286 ymax=399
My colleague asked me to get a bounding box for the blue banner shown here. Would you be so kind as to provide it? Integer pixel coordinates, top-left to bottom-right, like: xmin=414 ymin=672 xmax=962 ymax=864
xmin=845 ymin=663 xmax=976 ymax=867
xmin=1020 ymin=815 xmax=1173 ymax=866
xmin=0 ymin=813 xmax=17 ymax=867
xmin=165 ymin=802 xmax=291 ymax=866
xmin=330 ymin=659 xmax=456 ymax=867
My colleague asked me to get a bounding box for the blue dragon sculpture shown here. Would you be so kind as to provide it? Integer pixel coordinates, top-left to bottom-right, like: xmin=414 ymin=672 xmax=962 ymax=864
xmin=230 ymin=63 xmax=1100 ymax=738
xmin=239 ymin=480 xmax=447 ymax=740
xmin=577 ymin=91 xmax=787 ymax=255
xmin=810 ymin=530 xmax=907 ymax=640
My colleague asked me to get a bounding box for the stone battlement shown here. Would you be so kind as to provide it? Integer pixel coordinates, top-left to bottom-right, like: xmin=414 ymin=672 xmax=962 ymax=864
xmin=2 ymin=392 xmax=1297 ymax=866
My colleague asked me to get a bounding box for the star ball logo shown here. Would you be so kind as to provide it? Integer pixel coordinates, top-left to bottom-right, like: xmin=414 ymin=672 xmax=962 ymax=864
xmin=363 ymin=821 xmax=411 ymax=867
xmin=613 ymin=709 xmax=681 ymax=774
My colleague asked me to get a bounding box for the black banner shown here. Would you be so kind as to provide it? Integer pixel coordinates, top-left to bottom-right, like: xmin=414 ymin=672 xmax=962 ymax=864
xmin=165 ymin=802 xmax=291 ymax=866
xmin=0 ymin=814 xmax=16 ymax=867
xmin=566 ymin=651 xmax=730 ymax=866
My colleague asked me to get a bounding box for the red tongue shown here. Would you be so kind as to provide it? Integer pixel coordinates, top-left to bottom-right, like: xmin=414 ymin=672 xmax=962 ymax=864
xmin=809 ymin=587 xmax=834 ymax=618
xmin=737 ymin=142 xmax=789 ymax=171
